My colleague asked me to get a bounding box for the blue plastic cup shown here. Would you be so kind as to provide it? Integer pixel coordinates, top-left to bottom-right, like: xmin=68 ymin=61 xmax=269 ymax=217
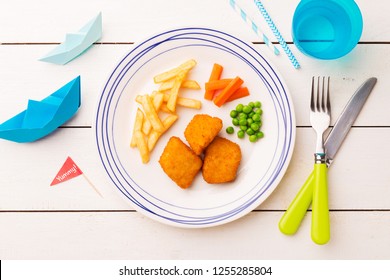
xmin=292 ymin=0 xmax=363 ymax=59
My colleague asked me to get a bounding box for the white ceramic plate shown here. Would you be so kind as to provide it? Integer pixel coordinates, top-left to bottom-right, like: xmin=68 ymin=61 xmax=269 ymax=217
xmin=95 ymin=27 xmax=295 ymax=227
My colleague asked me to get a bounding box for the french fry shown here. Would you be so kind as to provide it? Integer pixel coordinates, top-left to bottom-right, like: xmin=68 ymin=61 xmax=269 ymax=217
xmin=183 ymin=80 xmax=201 ymax=89
xmin=159 ymin=79 xmax=201 ymax=91
xmin=176 ymin=97 xmax=202 ymax=109
xmin=136 ymin=93 xmax=164 ymax=109
xmin=135 ymin=95 xmax=143 ymax=104
xmin=141 ymin=95 xmax=165 ymax=132
xmin=135 ymin=94 xmax=161 ymax=135
xmin=158 ymin=103 xmax=171 ymax=113
xmin=167 ymin=70 xmax=187 ymax=112
xmin=142 ymin=93 xmax=165 ymax=135
xmin=142 ymin=118 xmax=152 ymax=136
xmin=134 ymin=131 xmax=150 ymax=164
xmin=148 ymin=114 xmax=179 ymax=152
xmin=153 ymin=59 xmax=196 ymax=83
xmin=135 ymin=96 xmax=153 ymax=135
xmin=152 ymin=92 xmax=164 ymax=110
xmin=130 ymin=108 xmax=144 ymax=147
xmin=130 ymin=59 xmax=202 ymax=164
xmin=162 ymin=93 xmax=201 ymax=110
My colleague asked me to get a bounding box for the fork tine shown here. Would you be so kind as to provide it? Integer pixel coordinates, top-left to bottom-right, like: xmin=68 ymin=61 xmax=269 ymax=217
xmin=316 ymin=76 xmax=320 ymax=111
xmin=321 ymin=76 xmax=325 ymax=112
xmin=310 ymin=76 xmax=315 ymax=111
xmin=326 ymin=77 xmax=331 ymax=114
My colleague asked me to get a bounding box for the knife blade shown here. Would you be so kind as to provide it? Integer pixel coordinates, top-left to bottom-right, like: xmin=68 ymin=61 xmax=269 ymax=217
xmin=325 ymin=77 xmax=377 ymax=165
xmin=279 ymin=77 xmax=377 ymax=235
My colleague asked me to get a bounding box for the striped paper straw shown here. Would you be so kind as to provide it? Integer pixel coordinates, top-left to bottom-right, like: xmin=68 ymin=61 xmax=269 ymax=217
xmin=229 ymin=0 xmax=280 ymax=56
xmin=253 ymin=0 xmax=300 ymax=69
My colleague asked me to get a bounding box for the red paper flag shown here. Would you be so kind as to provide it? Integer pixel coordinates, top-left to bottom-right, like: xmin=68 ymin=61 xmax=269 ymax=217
xmin=50 ymin=156 xmax=83 ymax=186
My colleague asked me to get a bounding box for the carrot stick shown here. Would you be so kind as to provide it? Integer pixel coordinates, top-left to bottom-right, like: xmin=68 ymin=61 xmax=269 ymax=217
xmin=204 ymin=63 xmax=223 ymax=100
xmin=226 ymin=87 xmax=250 ymax=102
xmin=213 ymin=76 xmax=244 ymax=107
xmin=205 ymin=79 xmax=233 ymax=91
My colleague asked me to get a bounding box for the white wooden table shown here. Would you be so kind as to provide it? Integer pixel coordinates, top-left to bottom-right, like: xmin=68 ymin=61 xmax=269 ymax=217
xmin=1 ymin=0 xmax=389 ymax=260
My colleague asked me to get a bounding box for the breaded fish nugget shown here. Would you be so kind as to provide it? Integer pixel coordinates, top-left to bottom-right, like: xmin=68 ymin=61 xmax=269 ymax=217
xmin=202 ymin=136 xmax=241 ymax=184
xmin=184 ymin=114 xmax=222 ymax=155
xmin=159 ymin=136 xmax=202 ymax=189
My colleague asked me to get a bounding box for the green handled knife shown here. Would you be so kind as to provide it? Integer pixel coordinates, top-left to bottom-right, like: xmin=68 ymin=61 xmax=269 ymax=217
xmin=279 ymin=77 xmax=378 ymax=236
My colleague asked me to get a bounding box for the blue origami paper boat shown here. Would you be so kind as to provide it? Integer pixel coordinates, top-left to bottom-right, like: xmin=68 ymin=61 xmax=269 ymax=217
xmin=39 ymin=12 xmax=102 ymax=65
xmin=0 ymin=76 xmax=81 ymax=143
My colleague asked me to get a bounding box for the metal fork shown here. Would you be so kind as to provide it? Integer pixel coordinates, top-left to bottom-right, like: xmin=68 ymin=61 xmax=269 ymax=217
xmin=310 ymin=76 xmax=331 ymax=245
xmin=310 ymin=76 xmax=331 ymax=154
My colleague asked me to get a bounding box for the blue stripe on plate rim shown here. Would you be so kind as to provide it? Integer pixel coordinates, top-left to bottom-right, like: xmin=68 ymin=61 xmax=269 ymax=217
xmin=95 ymin=27 xmax=295 ymax=227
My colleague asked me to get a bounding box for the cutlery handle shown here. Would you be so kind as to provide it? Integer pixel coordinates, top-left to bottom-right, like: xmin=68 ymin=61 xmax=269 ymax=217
xmin=311 ymin=163 xmax=330 ymax=245
xmin=278 ymin=171 xmax=314 ymax=235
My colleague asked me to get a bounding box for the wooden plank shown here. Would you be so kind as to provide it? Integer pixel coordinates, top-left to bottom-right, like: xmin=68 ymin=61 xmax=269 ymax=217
xmin=269 ymin=43 xmax=390 ymax=128
xmin=0 ymin=44 xmax=389 ymax=127
xmin=0 ymin=127 xmax=127 ymax=211
xmin=0 ymin=127 xmax=389 ymax=211
xmin=0 ymin=44 xmax=130 ymax=127
xmin=0 ymin=211 xmax=389 ymax=259
xmin=264 ymin=127 xmax=390 ymax=211
xmin=0 ymin=0 xmax=388 ymax=263
xmin=0 ymin=0 xmax=386 ymax=43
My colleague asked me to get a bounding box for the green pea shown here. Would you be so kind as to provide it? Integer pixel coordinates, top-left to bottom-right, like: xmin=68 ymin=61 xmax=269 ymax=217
xmin=238 ymin=112 xmax=247 ymax=119
xmin=226 ymin=126 xmax=234 ymax=134
xmin=246 ymin=128 xmax=254 ymax=135
xmin=239 ymin=119 xmax=247 ymax=126
xmin=236 ymin=104 xmax=244 ymax=112
xmin=230 ymin=110 xmax=238 ymax=118
xmin=249 ymin=135 xmax=258 ymax=142
xmin=256 ymin=131 xmax=264 ymax=139
xmin=237 ymin=130 xmax=245 ymax=139
xmin=252 ymin=113 xmax=261 ymax=122
xmin=251 ymin=123 xmax=260 ymax=131
xmin=243 ymin=105 xmax=252 ymax=114
xmin=228 ymin=100 xmax=264 ymax=141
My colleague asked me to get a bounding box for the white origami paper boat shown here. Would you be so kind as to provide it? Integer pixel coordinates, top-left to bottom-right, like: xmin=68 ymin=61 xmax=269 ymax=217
xmin=39 ymin=12 xmax=102 ymax=65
